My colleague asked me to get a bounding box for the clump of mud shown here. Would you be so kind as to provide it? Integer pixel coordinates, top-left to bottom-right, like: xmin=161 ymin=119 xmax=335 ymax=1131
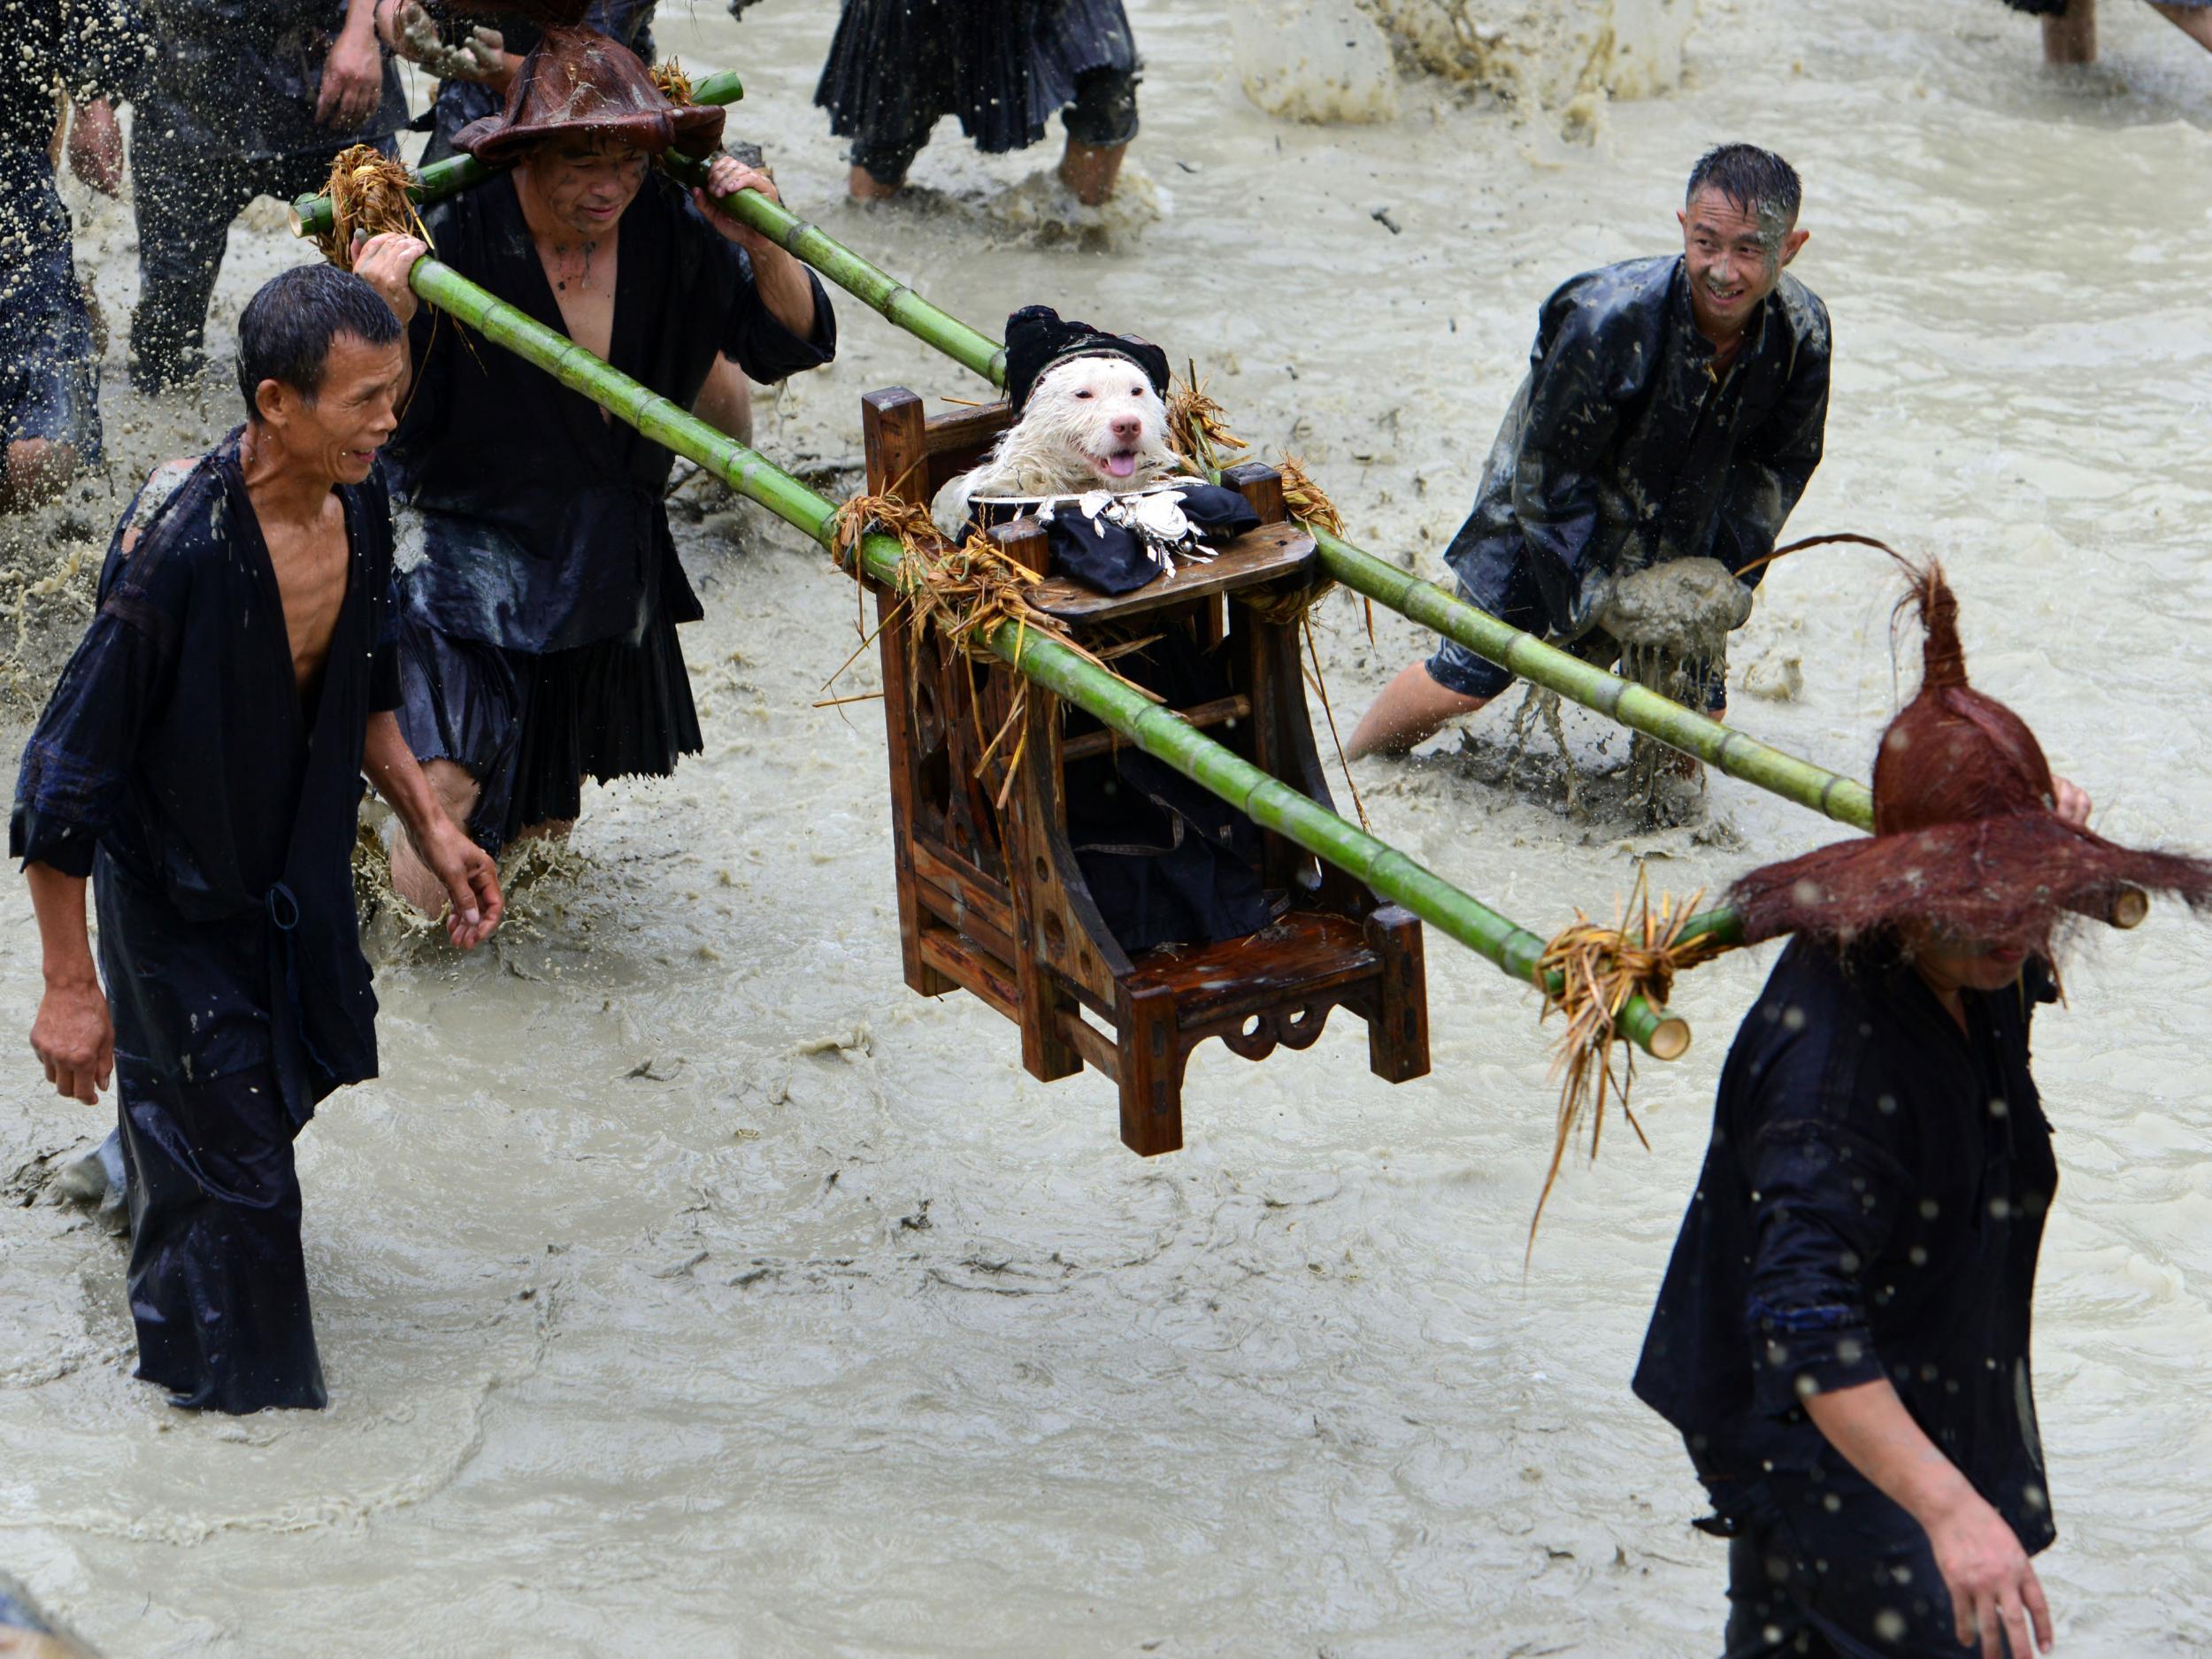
xmin=1601 ymin=556 xmax=1752 ymax=703
xmin=1232 ymin=1 xmax=1402 ymax=124
xmin=1358 ymin=0 xmax=1694 ymax=104
xmin=1495 ymin=557 xmax=1752 ymax=825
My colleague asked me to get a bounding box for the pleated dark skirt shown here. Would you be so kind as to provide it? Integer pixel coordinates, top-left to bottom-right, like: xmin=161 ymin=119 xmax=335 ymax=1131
xmin=397 ymin=602 xmax=703 ymax=852
xmin=815 ymin=0 xmax=1139 ymax=165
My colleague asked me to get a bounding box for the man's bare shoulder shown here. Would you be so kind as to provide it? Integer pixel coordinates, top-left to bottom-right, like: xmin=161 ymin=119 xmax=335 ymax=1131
xmin=117 ymin=457 xmax=203 ymax=557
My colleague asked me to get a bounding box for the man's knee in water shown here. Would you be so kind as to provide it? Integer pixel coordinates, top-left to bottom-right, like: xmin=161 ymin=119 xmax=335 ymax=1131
xmin=2 ymin=438 xmax=81 ymax=511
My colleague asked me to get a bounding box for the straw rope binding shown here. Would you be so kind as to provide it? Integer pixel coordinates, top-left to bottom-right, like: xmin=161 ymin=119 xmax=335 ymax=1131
xmin=311 ymin=145 xmax=433 ymax=267
xmin=1529 ymin=873 xmax=1731 ymax=1253
xmin=827 ymin=492 xmax=1161 ymax=809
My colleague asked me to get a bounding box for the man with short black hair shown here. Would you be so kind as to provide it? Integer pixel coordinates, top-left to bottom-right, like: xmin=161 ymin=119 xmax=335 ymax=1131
xmin=14 ymin=254 xmax=502 ymax=1414
xmin=1347 ymin=143 xmax=1830 ymax=760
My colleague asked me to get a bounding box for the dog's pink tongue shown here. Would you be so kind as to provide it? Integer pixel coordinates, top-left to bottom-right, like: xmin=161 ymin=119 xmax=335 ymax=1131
xmin=1104 ymin=451 xmax=1137 ymax=480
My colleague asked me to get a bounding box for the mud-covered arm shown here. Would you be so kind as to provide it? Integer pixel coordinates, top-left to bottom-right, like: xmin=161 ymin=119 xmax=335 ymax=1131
xmin=1509 ymin=310 xmax=1630 ymax=635
xmin=690 ymin=157 xmax=838 ymax=382
xmin=1713 ymin=334 xmax=1829 ymax=586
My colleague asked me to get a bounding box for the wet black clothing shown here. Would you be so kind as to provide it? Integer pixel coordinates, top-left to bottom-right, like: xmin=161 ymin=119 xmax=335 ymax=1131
xmin=11 ymin=434 xmax=401 ymax=1412
xmin=816 ymin=0 xmax=1140 ymax=185
xmin=965 ymin=483 xmax=1271 ymax=952
xmin=2 ymin=0 xmax=152 ymax=463
xmin=386 ymin=170 xmax=834 ymax=846
xmin=1635 ymin=937 xmax=2059 ymax=1648
xmin=1425 ymin=256 xmax=1828 ymax=699
xmin=129 ymin=1 xmax=406 ymax=390
xmin=0 ymin=0 xmax=150 ymax=152
xmin=137 ymin=0 xmax=405 ymax=162
xmin=2 ymin=152 xmax=104 ymax=465
xmin=419 ymin=0 xmax=657 ymax=164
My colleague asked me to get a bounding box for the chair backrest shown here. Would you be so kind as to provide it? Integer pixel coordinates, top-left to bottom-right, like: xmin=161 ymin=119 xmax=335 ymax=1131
xmin=862 ymin=388 xmax=1015 ymax=510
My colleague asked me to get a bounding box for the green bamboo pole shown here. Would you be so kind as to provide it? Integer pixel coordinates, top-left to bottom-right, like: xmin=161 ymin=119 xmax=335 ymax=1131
xmin=288 ymin=68 xmax=746 ymax=241
xmin=288 ymin=88 xmax=1868 ymax=835
xmin=626 ymin=174 xmax=1881 ymax=833
xmin=399 ymin=251 xmax=1692 ymax=1059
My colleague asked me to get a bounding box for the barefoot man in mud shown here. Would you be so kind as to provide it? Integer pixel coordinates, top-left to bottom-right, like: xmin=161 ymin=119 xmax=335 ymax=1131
xmin=367 ymin=27 xmax=836 ymax=917
xmin=1347 ymin=144 xmax=1830 ymax=761
xmin=14 ymin=262 xmax=501 ymax=1414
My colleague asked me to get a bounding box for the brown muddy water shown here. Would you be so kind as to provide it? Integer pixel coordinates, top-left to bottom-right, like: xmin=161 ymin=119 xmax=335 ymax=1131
xmin=4 ymin=1 xmax=2211 ymax=1653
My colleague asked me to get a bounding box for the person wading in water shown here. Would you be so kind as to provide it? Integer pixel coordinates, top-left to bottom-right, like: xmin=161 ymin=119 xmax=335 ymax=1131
xmin=1634 ymin=554 xmax=2212 ymax=1656
xmin=362 ymin=27 xmax=838 ymax=916
xmin=1346 ymin=144 xmax=1829 ymax=762
xmin=16 ymin=261 xmax=502 ymax=1413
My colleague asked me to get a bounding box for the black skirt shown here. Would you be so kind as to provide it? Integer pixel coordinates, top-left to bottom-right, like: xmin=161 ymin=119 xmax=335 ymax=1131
xmin=814 ymin=0 xmax=1138 ymax=158
xmin=397 ymin=600 xmax=703 ymax=851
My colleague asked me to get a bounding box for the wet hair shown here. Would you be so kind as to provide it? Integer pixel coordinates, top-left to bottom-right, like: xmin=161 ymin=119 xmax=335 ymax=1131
xmin=1685 ymin=143 xmax=1802 ymax=227
xmin=235 ymin=264 xmax=402 ymax=419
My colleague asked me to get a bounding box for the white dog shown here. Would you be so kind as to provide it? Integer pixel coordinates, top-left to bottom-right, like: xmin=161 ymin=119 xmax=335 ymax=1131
xmin=932 ymin=355 xmax=1186 ymax=539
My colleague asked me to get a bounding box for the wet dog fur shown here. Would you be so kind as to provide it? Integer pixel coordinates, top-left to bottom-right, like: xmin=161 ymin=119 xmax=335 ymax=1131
xmin=932 ymin=355 xmax=1184 ymax=538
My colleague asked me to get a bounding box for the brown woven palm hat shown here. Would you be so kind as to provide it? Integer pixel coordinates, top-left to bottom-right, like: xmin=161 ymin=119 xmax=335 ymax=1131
xmin=1726 ymin=554 xmax=2212 ymax=955
xmin=452 ymin=26 xmax=726 ymax=165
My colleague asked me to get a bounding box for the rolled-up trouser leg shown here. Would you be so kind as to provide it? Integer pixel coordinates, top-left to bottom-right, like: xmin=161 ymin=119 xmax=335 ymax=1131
xmin=1064 ymin=65 xmax=1141 ymax=147
xmin=118 ymin=1064 xmax=327 ymax=1414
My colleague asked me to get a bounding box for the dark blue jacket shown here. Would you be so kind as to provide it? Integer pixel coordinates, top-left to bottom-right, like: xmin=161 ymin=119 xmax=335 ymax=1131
xmin=1634 ymin=937 xmax=2060 ymax=1555
xmin=1443 ymin=255 xmax=1830 ymax=636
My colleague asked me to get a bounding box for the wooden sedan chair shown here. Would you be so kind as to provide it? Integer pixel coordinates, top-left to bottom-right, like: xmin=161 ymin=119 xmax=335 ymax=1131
xmin=861 ymin=387 xmax=1428 ymax=1156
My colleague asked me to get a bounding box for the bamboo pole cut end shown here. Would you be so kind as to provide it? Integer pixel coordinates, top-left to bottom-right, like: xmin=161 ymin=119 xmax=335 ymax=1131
xmin=1647 ymin=1013 xmax=1692 ymax=1063
xmin=2108 ymin=885 xmax=2150 ymax=930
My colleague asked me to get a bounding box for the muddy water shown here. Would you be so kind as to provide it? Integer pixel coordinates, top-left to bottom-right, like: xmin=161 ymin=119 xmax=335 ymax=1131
xmin=4 ymin=1 xmax=2211 ymax=1653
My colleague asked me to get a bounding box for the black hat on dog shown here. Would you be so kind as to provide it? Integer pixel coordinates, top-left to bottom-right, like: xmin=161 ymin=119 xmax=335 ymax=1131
xmin=1003 ymin=305 xmax=1171 ymax=416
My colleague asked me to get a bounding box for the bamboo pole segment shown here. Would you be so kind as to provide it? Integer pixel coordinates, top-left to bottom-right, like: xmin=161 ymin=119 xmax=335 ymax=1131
xmin=657 ymin=150 xmax=1009 ymax=385
xmin=288 ymin=68 xmax=746 ymax=241
xmin=594 ymin=181 xmax=1879 ymax=831
xmin=397 ymin=251 xmax=1691 ymax=1059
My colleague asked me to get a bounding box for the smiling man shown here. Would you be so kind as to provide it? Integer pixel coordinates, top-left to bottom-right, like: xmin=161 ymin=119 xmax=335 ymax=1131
xmin=365 ymin=27 xmax=835 ymax=916
xmin=1347 ymin=144 xmax=1830 ymax=759
xmin=13 ymin=259 xmax=502 ymax=1414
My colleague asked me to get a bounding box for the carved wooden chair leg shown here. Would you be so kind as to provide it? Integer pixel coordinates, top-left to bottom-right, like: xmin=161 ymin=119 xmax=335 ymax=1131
xmin=1363 ymin=905 xmax=1431 ymax=1084
xmin=1116 ymin=981 xmax=1188 ymax=1156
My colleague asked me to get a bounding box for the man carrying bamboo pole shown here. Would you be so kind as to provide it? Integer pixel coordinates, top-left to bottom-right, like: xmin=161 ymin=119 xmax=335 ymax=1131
xmin=1347 ymin=144 xmax=1829 ymax=761
xmin=1633 ymin=555 xmax=2212 ymax=1656
xmin=357 ymin=27 xmax=836 ymax=914
xmin=14 ymin=262 xmax=503 ymax=1413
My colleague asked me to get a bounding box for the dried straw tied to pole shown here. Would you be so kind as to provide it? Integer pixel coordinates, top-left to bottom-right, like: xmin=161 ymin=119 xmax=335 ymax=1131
xmin=311 ymin=144 xmax=433 ymax=267
xmin=1530 ymin=877 xmax=1729 ymax=1249
xmin=825 ymin=490 xmax=1162 ymax=809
